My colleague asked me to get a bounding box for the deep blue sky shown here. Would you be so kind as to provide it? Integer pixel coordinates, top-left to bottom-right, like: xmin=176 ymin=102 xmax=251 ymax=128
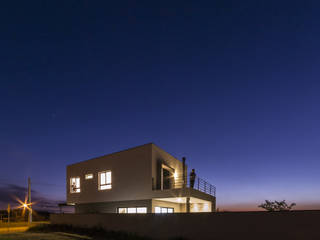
xmin=1 ymin=1 xmax=320 ymax=211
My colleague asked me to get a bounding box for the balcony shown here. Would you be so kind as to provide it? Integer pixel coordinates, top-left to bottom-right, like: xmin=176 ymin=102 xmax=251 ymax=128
xmin=158 ymin=175 xmax=216 ymax=197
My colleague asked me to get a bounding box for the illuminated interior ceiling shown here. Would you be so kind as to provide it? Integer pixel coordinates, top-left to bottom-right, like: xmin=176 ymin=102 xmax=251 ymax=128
xmin=154 ymin=197 xmax=211 ymax=204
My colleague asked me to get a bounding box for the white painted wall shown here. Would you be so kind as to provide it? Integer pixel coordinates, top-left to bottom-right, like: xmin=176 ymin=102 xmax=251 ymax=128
xmin=67 ymin=144 xmax=153 ymax=204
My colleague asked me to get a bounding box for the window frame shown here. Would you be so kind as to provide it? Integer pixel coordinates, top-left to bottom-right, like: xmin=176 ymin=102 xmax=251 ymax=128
xmin=155 ymin=206 xmax=174 ymax=214
xmin=98 ymin=170 xmax=112 ymax=190
xmin=85 ymin=173 xmax=93 ymax=180
xmin=117 ymin=207 xmax=147 ymax=214
xmin=70 ymin=177 xmax=81 ymax=193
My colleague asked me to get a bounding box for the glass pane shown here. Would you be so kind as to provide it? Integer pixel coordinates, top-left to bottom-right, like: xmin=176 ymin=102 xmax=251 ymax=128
xmin=100 ymin=185 xmax=111 ymax=190
xmin=100 ymin=173 xmax=106 ymax=185
xmin=118 ymin=208 xmax=127 ymax=214
xmin=137 ymin=207 xmax=147 ymax=213
xmin=85 ymin=174 xmax=93 ymax=179
xmin=167 ymin=208 xmax=174 ymax=213
xmin=161 ymin=208 xmax=168 ymax=213
xmin=155 ymin=207 xmax=161 ymax=213
xmin=106 ymin=172 xmax=111 ymax=184
xmin=127 ymin=208 xmax=136 ymax=214
xmin=76 ymin=178 xmax=80 ymax=188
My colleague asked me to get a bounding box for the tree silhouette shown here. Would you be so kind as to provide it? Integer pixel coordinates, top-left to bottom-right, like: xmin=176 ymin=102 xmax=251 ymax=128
xmin=258 ymin=200 xmax=296 ymax=211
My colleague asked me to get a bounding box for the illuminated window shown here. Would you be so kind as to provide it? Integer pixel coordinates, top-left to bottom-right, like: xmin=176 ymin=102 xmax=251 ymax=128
xmin=167 ymin=208 xmax=174 ymax=213
xmin=203 ymin=203 xmax=209 ymax=211
xmin=137 ymin=207 xmax=147 ymax=213
xmin=127 ymin=208 xmax=136 ymax=213
xmin=85 ymin=174 xmax=93 ymax=179
xmin=99 ymin=171 xmax=111 ymax=190
xmin=118 ymin=208 xmax=127 ymax=214
xmin=117 ymin=207 xmax=147 ymax=214
xmin=70 ymin=177 xmax=80 ymax=193
xmin=155 ymin=207 xmax=174 ymax=213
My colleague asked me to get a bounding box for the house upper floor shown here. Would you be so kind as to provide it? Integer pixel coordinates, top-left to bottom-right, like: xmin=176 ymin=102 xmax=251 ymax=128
xmin=67 ymin=143 xmax=215 ymax=204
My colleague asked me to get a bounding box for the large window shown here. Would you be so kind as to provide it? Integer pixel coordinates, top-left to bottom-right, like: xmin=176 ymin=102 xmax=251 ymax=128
xmin=99 ymin=171 xmax=112 ymax=190
xmin=155 ymin=207 xmax=174 ymax=213
xmin=70 ymin=177 xmax=80 ymax=193
xmin=118 ymin=207 xmax=147 ymax=214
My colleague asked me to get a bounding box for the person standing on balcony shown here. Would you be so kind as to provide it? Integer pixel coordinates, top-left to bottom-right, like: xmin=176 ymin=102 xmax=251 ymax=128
xmin=190 ymin=169 xmax=196 ymax=188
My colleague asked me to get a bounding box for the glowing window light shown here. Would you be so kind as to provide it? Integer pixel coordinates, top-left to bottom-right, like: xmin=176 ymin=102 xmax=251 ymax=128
xmin=127 ymin=208 xmax=137 ymax=214
xmin=85 ymin=174 xmax=93 ymax=179
xmin=193 ymin=204 xmax=199 ymax=212
xmin=99 ymin=171 xmax=112 ymax=190
xmin=137 ymin=207 xmax=147 ymax=213
xmin=155 ymin=207 xmax=161 ymax=213
xmin=70 ymin=177 xmax=80 ymax=193
xmin=203 ymin=203 xmax=209 ymax=211
xmin=118 ymin=208 xmax=127 ymax=214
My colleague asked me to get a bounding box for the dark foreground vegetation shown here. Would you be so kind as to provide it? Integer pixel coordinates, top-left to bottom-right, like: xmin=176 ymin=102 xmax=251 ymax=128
xmin=28 ymin=224 xmax=152 ymax=240
xmin=27 ymin=224 xmax=186 ymax=240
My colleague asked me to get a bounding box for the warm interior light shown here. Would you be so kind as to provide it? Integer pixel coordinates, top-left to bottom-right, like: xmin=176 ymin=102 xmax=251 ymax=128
xmin=193 ymin=203 xmax=199 ymax=212
xmin=203 ymin=203 xmax=209 ymax=211
xmin=174 ymin=172 xmax=178 ymax=179
xmin=177 ymin=198 xmax=182 ymax=202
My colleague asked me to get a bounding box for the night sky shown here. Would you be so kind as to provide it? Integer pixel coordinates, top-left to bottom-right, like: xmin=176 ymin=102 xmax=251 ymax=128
xmin=1 ymin=1 xmax=320 ymax=211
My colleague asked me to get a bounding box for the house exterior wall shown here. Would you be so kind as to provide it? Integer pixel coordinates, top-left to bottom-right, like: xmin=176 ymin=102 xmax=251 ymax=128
xmin=151 ymin=144 xmax=186 ymax=190
xmin=67 ymin=144 xmax=153 ymax=205
xmin=51 ymin=211 xmax=320 ymax=240
xmin=152 ymin=200 xmax=182 ymax=213
xmin=66 ymin=143 xmax=216 ymax=213
xmin=75 ymin=199 xmax=152 ymax=213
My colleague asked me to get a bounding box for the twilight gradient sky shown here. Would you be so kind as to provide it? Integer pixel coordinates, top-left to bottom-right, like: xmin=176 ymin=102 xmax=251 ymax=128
xmin=1 ymin=1 xmax=320 ymax=211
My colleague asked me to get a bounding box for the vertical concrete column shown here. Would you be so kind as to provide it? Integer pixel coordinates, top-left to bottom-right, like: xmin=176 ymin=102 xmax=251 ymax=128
xmin=211 ymin=199 xmax=216 ymax=212
xmin=186 ymin=197 xmax=190 ymax=213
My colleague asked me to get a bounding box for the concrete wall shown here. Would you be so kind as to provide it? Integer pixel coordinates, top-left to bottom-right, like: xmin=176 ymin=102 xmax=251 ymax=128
xmin=66 ymin=143 xmax=215 ymax=214
xmin=67 ymin=144 xmax=153 ymax=204
xmin=152 ymin=200 xmax=182 ymax=213
xmin=151 ymin=144 xmax=186 ymax=190
xmin=75 ymin=199 xmax=152 ymax=213
xmin=51 ymin=211 xmax=320 ymax=240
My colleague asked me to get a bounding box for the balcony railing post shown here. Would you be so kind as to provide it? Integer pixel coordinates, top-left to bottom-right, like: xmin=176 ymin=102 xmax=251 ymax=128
xmin=204 ymin=181 xmax=206 ymax=193
xmin=197 ymin=178 xmax=199 ymax=190
xmin=182 ymin=157 xmax=186 ymax=188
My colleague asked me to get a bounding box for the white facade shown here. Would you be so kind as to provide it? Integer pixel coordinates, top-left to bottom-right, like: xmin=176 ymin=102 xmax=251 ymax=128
xmin=66 ymin=143 xmax=216 ymax=213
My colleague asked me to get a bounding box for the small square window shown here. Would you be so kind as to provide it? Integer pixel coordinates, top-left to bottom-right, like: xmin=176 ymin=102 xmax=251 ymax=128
xmin=137 ymin=207 xmax=147 ymax=213
xmin=155 ymin=207 xmax=174 ymax=214
xmin=85 ymin=174 xmax=93 ymax=179
xmin=117 ymin=207 xmax=147 ymax=214
xmin=118 ymin=208 xmax=127 ymax=214
xmin=127 ymin=208 xmax=137 ymax=214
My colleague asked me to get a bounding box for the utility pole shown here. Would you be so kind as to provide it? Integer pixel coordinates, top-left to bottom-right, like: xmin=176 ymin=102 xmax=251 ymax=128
xmin=7 ymin=204 xmax=10 ymax=230
xmin=28 ymin=177 xmax=32 ymax=224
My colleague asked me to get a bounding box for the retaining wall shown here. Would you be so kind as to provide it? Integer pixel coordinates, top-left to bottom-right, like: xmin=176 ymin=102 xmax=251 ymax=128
xmin=51 ymin=210 xmax=320 ymax=240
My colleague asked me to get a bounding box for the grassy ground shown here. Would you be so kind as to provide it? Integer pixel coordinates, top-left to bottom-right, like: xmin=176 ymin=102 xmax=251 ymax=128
xmin=0 ymin=232 xmax=90 ymax=240
xmin=0 ymin=224 xmax=185 ymax=240
xmin=0 ymin=222 xmax=49 ymax=228
xmin=0 ymin=224 xmax=155 ymax=240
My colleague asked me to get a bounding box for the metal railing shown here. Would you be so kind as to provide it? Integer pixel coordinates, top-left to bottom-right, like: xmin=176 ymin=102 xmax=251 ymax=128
xmin=163 ymin=175 xmax=216 ymax=197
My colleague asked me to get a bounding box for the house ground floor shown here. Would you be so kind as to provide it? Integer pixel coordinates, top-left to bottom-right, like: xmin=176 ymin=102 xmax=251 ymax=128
xmin=75 ymin=196 xmax=215 ymax=214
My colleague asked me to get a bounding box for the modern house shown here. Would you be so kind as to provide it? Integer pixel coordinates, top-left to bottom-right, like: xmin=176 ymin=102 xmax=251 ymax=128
xmin=67 ymin=143 xmax=216 ymax=213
